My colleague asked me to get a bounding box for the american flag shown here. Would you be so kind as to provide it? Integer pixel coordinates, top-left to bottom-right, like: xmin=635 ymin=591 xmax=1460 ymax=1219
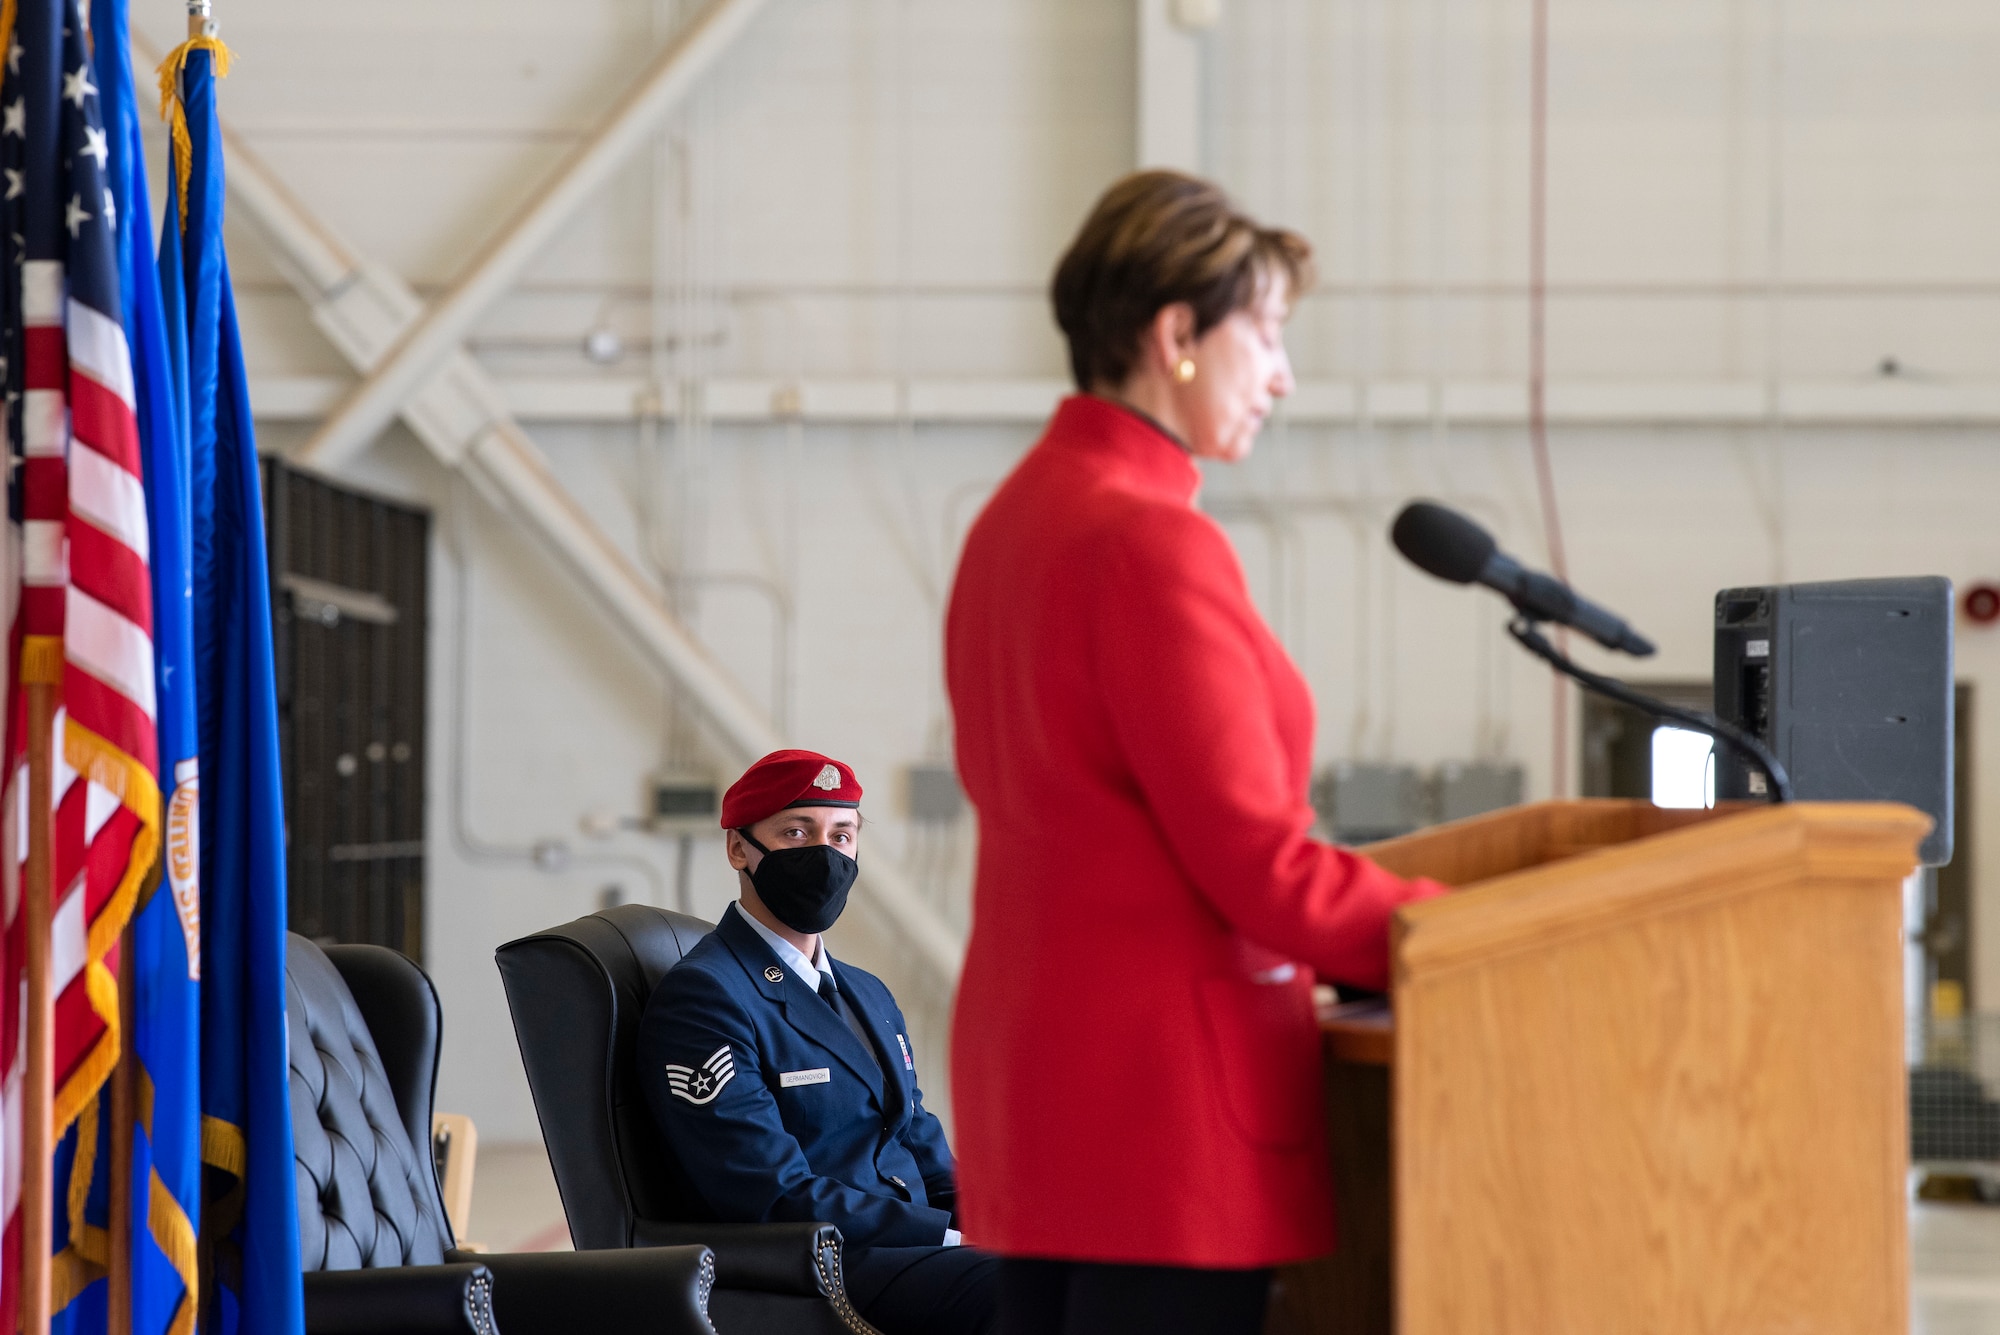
xmin=0 ymin=0 xmax=161 ymax=1318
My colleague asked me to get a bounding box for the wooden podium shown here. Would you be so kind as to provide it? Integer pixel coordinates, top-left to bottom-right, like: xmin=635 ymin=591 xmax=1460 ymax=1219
xmin=1267 ymin=799 xmax=1927 ymax=1335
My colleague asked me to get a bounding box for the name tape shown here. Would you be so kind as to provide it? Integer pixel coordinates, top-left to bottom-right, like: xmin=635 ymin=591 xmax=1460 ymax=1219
xmin=780 ymin=1067 xmax=832 ymax=1087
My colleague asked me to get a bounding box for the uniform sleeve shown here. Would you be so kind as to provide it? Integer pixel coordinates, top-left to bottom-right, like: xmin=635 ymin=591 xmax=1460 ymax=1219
xmin=1088 ymin=506 xmax=1448 ymax=989
xmin=637 ymin=969 xmax=954 ymax=1249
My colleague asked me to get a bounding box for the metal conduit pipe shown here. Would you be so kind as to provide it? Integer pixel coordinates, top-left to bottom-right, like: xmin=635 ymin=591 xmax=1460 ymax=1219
xmin=299 ymin=0 xmax=774 ymax=473
xmin=445 ymin=483 xmax=669 ymax=903
xmin=675 ymin=571 xmax=795 ymax=740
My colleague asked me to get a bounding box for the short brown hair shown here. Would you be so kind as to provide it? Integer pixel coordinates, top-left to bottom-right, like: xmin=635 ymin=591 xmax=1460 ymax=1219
xmin=1051 ymin=171 xmax=1315 ymax=392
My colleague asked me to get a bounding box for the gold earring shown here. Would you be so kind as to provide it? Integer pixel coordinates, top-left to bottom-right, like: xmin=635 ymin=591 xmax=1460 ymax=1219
xmin=1175 ymin=358 xmax=1197 ymax=383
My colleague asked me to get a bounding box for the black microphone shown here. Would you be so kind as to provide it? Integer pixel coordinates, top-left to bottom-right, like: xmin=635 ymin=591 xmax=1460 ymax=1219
xmin=1390 ymin=501 xmax=1656 ymax=657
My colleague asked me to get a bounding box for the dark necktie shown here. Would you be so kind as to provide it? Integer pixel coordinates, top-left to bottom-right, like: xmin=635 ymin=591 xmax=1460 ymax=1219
xmin=818 ymin=968 xmax=884 ymax=1078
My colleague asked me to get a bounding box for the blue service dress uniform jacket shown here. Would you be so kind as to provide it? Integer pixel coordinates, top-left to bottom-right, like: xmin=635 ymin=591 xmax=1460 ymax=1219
xmin=637 ymin=903 xmax=959 ymax=1248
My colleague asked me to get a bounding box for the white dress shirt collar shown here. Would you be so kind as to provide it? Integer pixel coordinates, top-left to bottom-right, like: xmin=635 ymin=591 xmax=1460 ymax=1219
xmin=737 ymin=902 xmax=831 ymax=993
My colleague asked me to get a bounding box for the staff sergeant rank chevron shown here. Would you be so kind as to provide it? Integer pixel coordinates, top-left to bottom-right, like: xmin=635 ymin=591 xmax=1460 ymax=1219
xmin=665 ymin=1045 xmax=736 ymax=1105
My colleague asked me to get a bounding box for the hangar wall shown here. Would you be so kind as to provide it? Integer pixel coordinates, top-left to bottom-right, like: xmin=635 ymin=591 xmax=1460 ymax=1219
xmin=141 ymin=0 xmax=2000 ymax=1140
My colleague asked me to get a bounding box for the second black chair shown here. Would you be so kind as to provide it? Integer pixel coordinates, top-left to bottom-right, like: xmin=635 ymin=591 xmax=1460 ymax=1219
xmin=496 ymin=904 xmax=878 ymax=1335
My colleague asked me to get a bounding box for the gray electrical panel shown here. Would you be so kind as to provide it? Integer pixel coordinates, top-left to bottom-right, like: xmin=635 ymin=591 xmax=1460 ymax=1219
xmin=1713 ymin=576 xmax=1954 ymax=866
xmin=906 ymin=763 xmax=966 ymax=823
xmin=1313 ymin=763 xmax=1428 ymax=843
xmin=650 ymin=774 xmax=721 ymax=830
xmin=1435 ymin=762 xmax=1524 ymax=824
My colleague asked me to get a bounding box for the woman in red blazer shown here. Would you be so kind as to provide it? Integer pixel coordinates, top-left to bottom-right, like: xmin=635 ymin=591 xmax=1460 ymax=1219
xmin=945 ymin=172 xmax=1449 ymax=1333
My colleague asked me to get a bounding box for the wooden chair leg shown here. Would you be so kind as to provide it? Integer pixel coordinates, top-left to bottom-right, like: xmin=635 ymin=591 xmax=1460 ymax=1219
xmin=432 ymin=1112 xmax=484 ymax=1251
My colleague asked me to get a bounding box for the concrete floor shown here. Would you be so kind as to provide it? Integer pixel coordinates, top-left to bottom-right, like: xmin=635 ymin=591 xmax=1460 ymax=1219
xmin=1917 ymin=1203 xmax=2000 ymax=1334
xmin=463 ymin=1142 xmax=572 ymax=1254
xmin=462 ymin=1143 xmax=2000 ymax=1330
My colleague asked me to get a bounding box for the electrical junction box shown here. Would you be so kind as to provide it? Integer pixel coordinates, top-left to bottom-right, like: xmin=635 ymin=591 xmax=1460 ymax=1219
xmin=1435 ymin=762 xmax=1524 ymax=824
xmin=1313 ymin=763 xmax=1428 ymax=844
xmin=905 ymin=763 xmax=966 ymax=823
xmin=1713 ymin=576 xmax=1953 ymax=866
xmin=650 ymin=774 xmax=720 ymax=832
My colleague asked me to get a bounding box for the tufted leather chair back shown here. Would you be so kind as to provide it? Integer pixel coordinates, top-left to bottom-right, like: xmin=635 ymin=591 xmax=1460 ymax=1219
xmin=495 ymin=905 xmax=715 ymax=1250
xmin=287 ymin=934 xmax=455 ymax=1271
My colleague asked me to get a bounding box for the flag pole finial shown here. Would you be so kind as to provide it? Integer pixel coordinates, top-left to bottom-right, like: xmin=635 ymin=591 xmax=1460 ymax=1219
xmin=187 ymin=0 xmax=214 ymax=39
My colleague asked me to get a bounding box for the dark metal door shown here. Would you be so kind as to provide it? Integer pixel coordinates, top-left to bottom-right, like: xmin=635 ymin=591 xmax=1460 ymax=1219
xmin=1925 ymin=683 xmax=1975 ymax=1009
xmin=263 ymin=461 xmax=430 ymax=959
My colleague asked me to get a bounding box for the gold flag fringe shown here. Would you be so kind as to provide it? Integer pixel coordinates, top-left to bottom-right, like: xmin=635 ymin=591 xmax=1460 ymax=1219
xmin=149 ymin=1168 xmax=199 ymax=1335
xmin=0 ymin=0 xmax=16 ymax=100
xmin=200 ymin=1116 xmax=246 ymax=1179
xmin=154 ymin=36 xmax=233 ymax=234
xmin=137 ymin=1060 xmax=201 ymax=1334
xmin=50 ymin=1101 xmax=106 ymax=1310
xmin=52 ymin=716 xmax=162 ymax=1139
xmin=21 ymin=635 xmax=63 ymax=686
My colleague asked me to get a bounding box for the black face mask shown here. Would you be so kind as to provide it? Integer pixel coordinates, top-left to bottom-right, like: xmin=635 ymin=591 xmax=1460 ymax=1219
xmin=741 ymin=830 xmax=858 ymax=934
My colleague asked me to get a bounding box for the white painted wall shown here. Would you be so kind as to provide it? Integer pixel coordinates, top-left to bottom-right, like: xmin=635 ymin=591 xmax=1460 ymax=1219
xmin=139 ymin=0 xmax=2000 ymax=1141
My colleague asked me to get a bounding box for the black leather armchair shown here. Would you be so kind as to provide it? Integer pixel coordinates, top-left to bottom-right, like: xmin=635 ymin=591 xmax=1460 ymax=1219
xmin=287 ymin=933 xmax=720 ymax=1335
xmin=495 ymin=905 xmax=877 ymax=1335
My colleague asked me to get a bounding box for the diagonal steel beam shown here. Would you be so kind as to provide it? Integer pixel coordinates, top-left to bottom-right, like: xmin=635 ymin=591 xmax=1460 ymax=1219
xmin=131 ymin=25 xmax=967 ymax=983
xmin=294 ymin=0 xmax=772 ymax=474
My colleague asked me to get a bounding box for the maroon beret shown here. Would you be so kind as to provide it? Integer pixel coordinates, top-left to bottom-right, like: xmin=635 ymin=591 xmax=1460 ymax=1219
xmin=720 ymin=750 xmax=864 ymax=829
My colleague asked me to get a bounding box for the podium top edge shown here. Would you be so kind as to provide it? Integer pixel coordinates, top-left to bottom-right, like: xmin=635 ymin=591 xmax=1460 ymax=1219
xmin=1385 ymin=800 xmax=1929 ymax=981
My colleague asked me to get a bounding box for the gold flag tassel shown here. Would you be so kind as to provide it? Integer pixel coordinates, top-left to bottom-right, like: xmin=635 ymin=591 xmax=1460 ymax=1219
xmin=154 ymin=34 xmax=233 ymax=234
xmin=0 ymin=0 xmax=17 ymax=99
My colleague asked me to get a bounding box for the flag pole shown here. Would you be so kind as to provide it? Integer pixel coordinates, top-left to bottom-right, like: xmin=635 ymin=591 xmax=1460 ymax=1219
xmin=22 ymin=680 xmax=56 ymax=1335
xmin=109 ymin=912 xmax=137 ymax=1335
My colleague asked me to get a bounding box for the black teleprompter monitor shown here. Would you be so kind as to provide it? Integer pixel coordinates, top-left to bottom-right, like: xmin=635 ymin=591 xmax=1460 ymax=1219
xmin=1713 ymin=576 xmax=1954 ymax=866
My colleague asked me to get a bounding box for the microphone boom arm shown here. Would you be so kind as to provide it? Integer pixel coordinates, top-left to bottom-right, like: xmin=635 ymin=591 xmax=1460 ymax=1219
xmin=1507 ymin=617 xmax=1794 ymax=804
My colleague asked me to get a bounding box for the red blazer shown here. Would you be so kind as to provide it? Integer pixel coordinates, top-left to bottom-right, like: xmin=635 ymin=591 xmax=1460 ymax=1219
xmin=944 ymin=396 xmax=1446 ymax=1268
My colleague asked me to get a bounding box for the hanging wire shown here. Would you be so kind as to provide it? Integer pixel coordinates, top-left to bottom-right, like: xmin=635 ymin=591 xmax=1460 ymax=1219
xmin=1525 ymin=0 xmax=1572 ymax=795
xmin=1426 ymin=0 xmax=1451 ymax=464
xmin=1271 ymin=0 xmax=1300 ymax=655
xmin=1759 ymin=0 xmax=1790 ymax=582
xmin=890 ymin=0 xmax=951 ymax=765
xmin=1430 ymin=0 xmax=1502 ymax=762
xmin=1346 ymin=0 xmax=1378 ymax=760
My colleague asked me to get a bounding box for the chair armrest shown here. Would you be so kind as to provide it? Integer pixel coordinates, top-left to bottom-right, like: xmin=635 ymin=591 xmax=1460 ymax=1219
xmin=631 ymin=1219 xmax=845 ymax=1297
xmin=304 ymin=1263 xmax=495 ymax=1335
xmin=447 ymin=1245 xmax=717 ymax=1335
